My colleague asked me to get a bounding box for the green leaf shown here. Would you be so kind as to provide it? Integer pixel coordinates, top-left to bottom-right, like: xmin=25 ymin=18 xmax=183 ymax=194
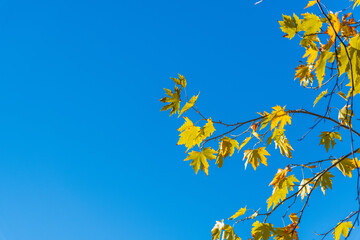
xmin=333 ymin=221 xmax=353 ymax=240
xmin=229 ymin=206 xmax=247 ymax=220
xmin=178 ymin=94 xmax=199 ymax=117
xmin=313 ymin=89 xmax=328 ymax=107
xmin=319 ymin=131 xmax=342 ymax=152
xmin=184 ymin=147 xmax=217 ymax=175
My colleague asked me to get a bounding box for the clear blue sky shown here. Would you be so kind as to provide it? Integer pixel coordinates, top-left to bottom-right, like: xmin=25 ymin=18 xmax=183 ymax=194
xmin=0 ymin=0 xmax=358 ymax=239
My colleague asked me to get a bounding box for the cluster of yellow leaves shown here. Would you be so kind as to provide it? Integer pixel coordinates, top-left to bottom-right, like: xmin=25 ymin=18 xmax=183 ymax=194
xmin=251 ymin=214 xmax=300 ymax=240
xmin=260 ymin=106 xmax=293 ymax=158
xmin=211 ymin=221 xmax=241 ymax=240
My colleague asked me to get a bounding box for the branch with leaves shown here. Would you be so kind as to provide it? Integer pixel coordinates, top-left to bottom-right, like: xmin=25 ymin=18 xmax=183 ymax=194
xmin=160 ymin=0 xmax=360 ymax=239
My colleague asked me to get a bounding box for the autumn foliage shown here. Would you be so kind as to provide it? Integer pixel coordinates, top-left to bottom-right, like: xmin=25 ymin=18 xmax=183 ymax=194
xmin=160 ymin=0 xmax=360 ymax=239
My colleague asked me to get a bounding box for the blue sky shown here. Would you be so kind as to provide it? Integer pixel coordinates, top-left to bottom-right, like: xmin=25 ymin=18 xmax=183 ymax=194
xmin=0 ymin=0 xmax=359 ymax=239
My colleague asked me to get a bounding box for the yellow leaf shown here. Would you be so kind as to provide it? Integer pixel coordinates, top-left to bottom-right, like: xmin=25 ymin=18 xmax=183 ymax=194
xmin=304 ymin=0 xmax=317 ymax=9
xmin=211 ymin=221 xmax=224 ymax=240
xmin=333 ymin=221 xmax=353 ymax=240
xmin=314 ymin=50 xmax=332 ymax=87
xmin=239 ymin=136 xmax=251 ymax=151
xmin=319 ymin=131 xmax=342 ymax=152
xmin=243 ymin=147 xmax=270 ymax=170
xmin=289 ymin=213 xmax=299 ymax=223
xmin=279 ymin=14 xmax=302 ymax=39
xmin=229 ymin=206 xmax=247 ymax=220
xmin=216 ymin=136 xmax=239 ymax=168
xmin=269 ymin=167 xmax=291 ymax=188
xmin=199 ymin=118 xmax=216 ymax=140
xmin=177 ymin=117 xmax=201 ymax=151
xmin=294 ymin=64 xmax=314 ymax=87
xmin=184 ymin=147 xmax=217 ymax=175
xmin=303 ymin=47 xmax=318 ymax=65
xmin=313 ymin=89 xmax=327 ymax=107
xmin=252 ymin=221 xmax=274 ymax=240
xmin=261 ymin=106 xmax=292 ymax=130
xmin=178 ymin=94 xmax=199 ymax=117
xmin=301 ymin=13 xmax=322 ymax=35
xmin=160 ymin=87 xmax=181 ymax=116
xmin=332 ymin=158 xmax=356 ymax=177
xmin=353 ymin=0 xmax=360 ymax=8
xmin=267 ymin=175 xmax=299 ymax=210
xmin=324 ymin=13 xmax=341 ymax=50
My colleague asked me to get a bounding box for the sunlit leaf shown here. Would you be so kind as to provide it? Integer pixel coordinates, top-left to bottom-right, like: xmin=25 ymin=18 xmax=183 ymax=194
xmin=184 ymin=147 xmax=217 ymax=175
xmin=313 ymin=89 xmax=327 ymax=107
xmin=333 ymin=221 xmax=353 ymax=240
xmin=243 ymin=147 xmax=270 ymax=170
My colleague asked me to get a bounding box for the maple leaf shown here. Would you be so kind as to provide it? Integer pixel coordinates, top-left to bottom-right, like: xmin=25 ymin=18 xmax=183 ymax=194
xmin=319 ymin=131 xmax=342 ymax=152
xmin=178 ymin=94 xmax=198 ymax=117
xmin=252 ymin=221 xmax=274 ymax=240
xmin=184 ymin=147 xmax=217 ymax=175
xmin=297 ymin=178 xmax=312 ymax=201
xmin=177 ymin=117 xmax=201 ymax=151
xmin=261 ymin=106 xmax=291 ymax=130
xmin=313 ymin=89 xmax=328 ymax=107
xmin=303 ymin=47 xmax=318 ymax=65
xmin=333 ymin=221 xmax=353 ymax=240
xmin=314 ymin=50 xmax=332 ymax=87
xmin=229 ymin=206 xmax=247 ymax=220
xmin=199 ymin=118 xmax=216 ymax=140
xmin=171 ymin=73 xmax=187 ymax=88
xmin=160 ymin=87 xmax=181 ymax=116
xmin=294 ymin=64 xmax=314 ymax=87
xmin=279 ymin=14 xmax=302 ymax=39
xmin=268 ymin=128 xmax=294 ymax=158
xmin=324 ymin=13 xmax=341 ymax=50
xmin=216 ymin=136 xmax=240 ymax=168
xmin=319 ymin=171 xmax=334 ymax=195
xmin=269 ymin=167 xmax=291 ymax=188
xmin=332 ymin=158 xmax=356 ymax=177
xmin=301 ymin=13 xmax=322 ymax=35
xmin=243 ymin=147 xmax=270 ymax=170
xmin=267 ymin=175 xmax=299 ymax=210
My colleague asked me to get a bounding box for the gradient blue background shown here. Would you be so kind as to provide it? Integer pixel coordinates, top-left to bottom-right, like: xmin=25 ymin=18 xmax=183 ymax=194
xmin=0 ymin=0 xmax=359 ymax=239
